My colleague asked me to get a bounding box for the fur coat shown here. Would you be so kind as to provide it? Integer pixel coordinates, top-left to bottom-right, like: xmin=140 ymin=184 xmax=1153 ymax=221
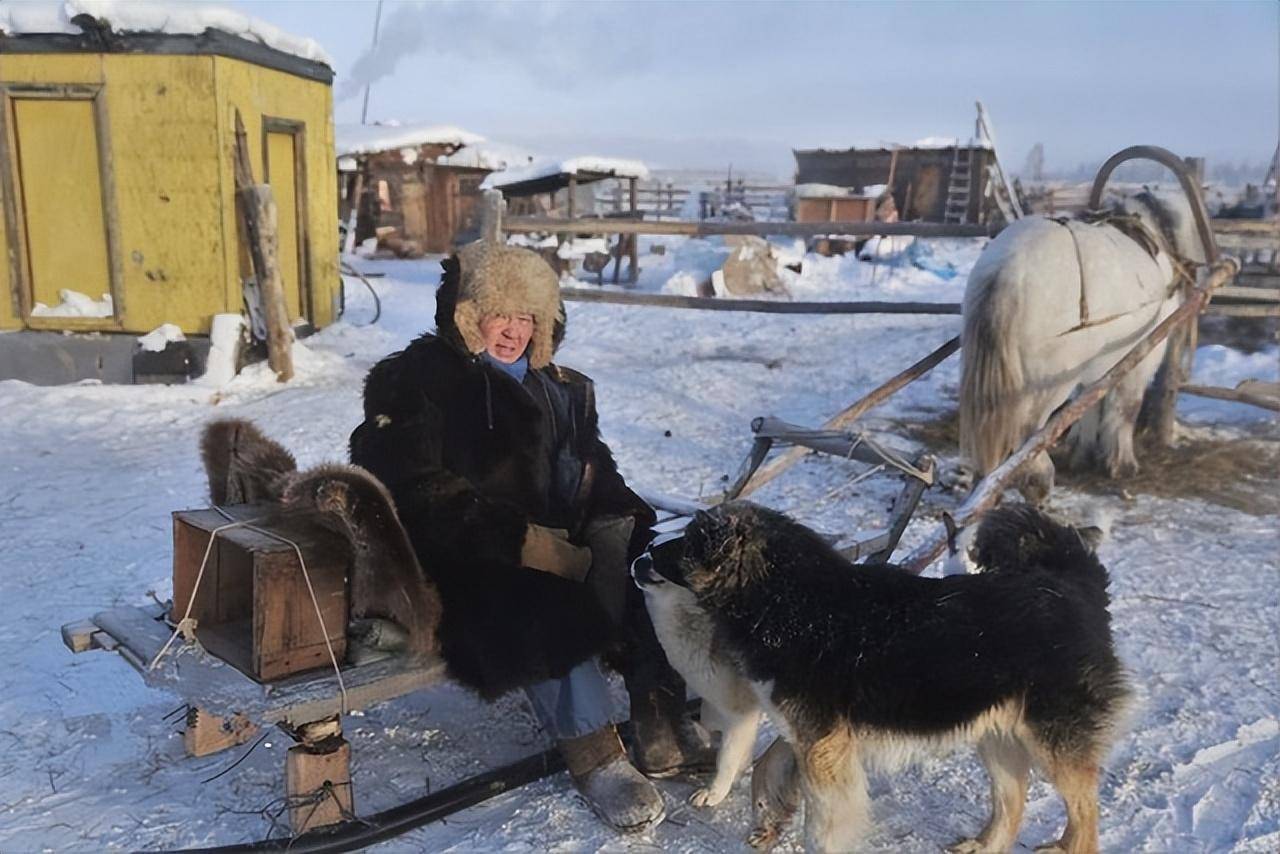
xmin=350 ymin=251 xmax=655 ymax=699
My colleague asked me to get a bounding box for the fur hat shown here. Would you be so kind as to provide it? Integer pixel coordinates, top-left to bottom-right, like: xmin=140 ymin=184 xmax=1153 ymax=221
xmin=452 ymin=242 xmax=563 ymax=369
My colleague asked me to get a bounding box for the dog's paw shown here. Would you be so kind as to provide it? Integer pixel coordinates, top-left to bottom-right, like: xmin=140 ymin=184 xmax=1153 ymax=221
xmin=747 ymin=825 xmax=779 ymax=849
xmin=689 ymin=785 xmax=727 ymax=808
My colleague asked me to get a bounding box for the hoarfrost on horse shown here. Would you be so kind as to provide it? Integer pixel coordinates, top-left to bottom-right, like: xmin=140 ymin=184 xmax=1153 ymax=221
xmin=958 ymin=191 xmax=1207 ymax=501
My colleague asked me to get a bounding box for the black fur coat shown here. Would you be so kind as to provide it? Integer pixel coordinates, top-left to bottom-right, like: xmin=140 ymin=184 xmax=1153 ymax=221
xmin=350 ymin=256 xmax=655 ymax=699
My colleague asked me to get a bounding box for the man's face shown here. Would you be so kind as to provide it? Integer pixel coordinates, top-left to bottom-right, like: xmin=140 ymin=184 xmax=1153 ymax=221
xmin=478 ymin=313 xmax=535 ymax=363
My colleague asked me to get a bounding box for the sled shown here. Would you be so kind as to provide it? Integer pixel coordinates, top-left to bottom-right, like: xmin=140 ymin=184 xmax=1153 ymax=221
xmin=63 ymin=600 xmax=447 ymax=834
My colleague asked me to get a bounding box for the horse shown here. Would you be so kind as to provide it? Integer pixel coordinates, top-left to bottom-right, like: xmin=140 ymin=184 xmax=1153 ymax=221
xmin=958 ymin=190 xmax=1209 ymax=502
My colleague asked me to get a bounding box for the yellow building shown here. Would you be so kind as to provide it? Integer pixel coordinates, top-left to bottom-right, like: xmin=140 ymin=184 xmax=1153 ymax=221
xmin=0 ymin=13 xmax=338 ymax=382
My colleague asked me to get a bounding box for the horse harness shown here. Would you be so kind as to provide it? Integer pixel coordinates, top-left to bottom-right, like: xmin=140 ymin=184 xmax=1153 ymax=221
xmin=1051 ymin=210 xmax=1197 ymax=332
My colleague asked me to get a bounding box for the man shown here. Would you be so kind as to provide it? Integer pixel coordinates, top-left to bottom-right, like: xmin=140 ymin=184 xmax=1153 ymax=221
xmin=349 ymin=242 xmax=711 ymax=833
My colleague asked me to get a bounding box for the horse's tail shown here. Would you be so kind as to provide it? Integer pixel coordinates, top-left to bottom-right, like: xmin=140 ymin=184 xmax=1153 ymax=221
xmin=959 ymin=261 xmax=1028 ymax=475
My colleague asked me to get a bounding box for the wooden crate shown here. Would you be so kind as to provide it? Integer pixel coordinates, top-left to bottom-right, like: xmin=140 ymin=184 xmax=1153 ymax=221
xmin=172 ymin=504 xmax=349 ymax=682
xmin=795 ymin=196 xmax=876 ymax=224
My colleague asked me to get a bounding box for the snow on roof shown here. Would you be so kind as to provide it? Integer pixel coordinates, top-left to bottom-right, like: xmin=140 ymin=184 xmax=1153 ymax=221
xmin=335 ymin=122 xmax=485 ymax=158
xmin=436 ymin=142 xmax=537 ymax=172
xmin=0 ymin=0 xmax=333 ymax=66
xmin=796 ymin=183 xmax=859 ymax=199
xmin=481 ymin=156 xmax=650 ymax=190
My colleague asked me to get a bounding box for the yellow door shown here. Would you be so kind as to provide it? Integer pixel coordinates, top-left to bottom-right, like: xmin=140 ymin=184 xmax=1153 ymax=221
xmin=12 ymin=98 xmax=114 ymax=323
xmin=266 ymin=130 xmax=305 ymax=322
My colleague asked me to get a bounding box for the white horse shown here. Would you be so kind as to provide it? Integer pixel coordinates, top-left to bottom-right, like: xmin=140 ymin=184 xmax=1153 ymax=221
xmin=959 ymin=190 xmax=1209 ymax=501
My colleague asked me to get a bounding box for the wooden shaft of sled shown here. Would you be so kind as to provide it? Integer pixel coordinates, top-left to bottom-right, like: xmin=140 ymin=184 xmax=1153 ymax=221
xmin=728 ymin=336 xmax=960 ymax=501
xmin=900 ymin=258 xmax=1240 ymax=575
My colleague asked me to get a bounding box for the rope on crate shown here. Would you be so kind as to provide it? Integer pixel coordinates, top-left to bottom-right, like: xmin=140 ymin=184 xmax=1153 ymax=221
xmin=148 ymin=508 xmax=350 ymax=716
xmin=148 ymin=515 xmax=266 ymax=671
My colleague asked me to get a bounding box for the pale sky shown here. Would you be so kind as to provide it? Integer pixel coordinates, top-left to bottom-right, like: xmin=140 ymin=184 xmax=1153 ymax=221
xmin=233 ymin=0 xmax=1279 ymax=179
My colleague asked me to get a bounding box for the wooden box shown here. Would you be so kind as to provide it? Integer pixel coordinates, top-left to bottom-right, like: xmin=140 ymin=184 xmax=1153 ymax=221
xmin=172 ymin=504 xmax=349 ymax=682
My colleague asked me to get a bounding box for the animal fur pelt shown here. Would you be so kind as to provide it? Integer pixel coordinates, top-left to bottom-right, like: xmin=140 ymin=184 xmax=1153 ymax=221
xmin=198 ymin=419 xmax=441 ymax=662
xmin=283 ymin=464 xmax=440 ymax=660
xmin=645 ymin=501 xmax=1130 ymax=854
xmin=200 ymin=418 xmax=296 ymax=504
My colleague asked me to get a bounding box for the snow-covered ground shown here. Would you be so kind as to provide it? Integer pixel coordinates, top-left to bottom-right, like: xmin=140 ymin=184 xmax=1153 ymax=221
xmin=0 ymin=239 xmax=1275 ymax=852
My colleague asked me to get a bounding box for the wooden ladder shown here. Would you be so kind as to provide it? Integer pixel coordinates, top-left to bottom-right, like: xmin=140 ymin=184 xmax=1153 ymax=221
xmin=944 ymin=144 xmax=972 ymax=224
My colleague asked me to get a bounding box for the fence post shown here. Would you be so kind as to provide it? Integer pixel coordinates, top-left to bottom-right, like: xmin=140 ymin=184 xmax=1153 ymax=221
xmin=480 ymin=189 xmax=504 ymax=244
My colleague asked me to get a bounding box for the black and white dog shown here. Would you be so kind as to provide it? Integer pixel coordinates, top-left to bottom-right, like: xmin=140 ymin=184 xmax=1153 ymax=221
xmin=635 ymin=502 xmax=1130 ymax=854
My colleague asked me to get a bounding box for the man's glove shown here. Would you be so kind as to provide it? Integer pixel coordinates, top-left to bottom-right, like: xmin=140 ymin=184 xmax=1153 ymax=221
xmin=520 ymin=523 xmax=593 ymax=582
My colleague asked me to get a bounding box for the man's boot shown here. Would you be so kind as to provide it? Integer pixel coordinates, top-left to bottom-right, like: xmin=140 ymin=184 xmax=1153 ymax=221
xmin=616 ymin=585 xmax=717 ymax=777
xmin=559 ymin=725 xmax=666 ymax=833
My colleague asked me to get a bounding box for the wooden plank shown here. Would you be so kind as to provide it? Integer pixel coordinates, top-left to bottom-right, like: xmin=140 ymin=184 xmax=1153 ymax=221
xmin=1215 ymin=232 xmax=1279 ymax=252
xmin=1181 ymin=382 xmax=1280 ymax=412
xmin=1215 ymin=286 xmax=1280 ymax=302
xmin=61 ymin=619 xmax=100 ymax=653
xmin=234 ymin=109 xmax=293 ymax=382
xmin=559 ymin=288 xmax=960 ymax=315
xmin=1204 ymin=303 xmax=1280 ymax=318
xmin=183 ymin=707 xmax=259 ymax=758
xmin=504 ymin=216 xmax=997 ymax=239
xmin=87 ymin=605 xmax=447 ymax=727
xmin=901 ymin=257 xmax=1240 ymax=574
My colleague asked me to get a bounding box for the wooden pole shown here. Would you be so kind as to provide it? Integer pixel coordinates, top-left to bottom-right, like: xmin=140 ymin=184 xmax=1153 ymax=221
xmin=234 ymin=109 xmax=293 ymax=383
xmin=900 ymin=258 xmax=1239 ymax=575
xmin=628 ymin=176 xmax=639 ymax=284
xmin=502 ymin=216 xmax=996 ymax=239
xmin=559 ymin=288 xmax=960 ymax=315
xmin=729 ymin=336 xmax=961 ymax=500
xmin=567 ymin=174 xmax=577 ymax=221
xmin=479 ymin=189 xmax=504 ymax=243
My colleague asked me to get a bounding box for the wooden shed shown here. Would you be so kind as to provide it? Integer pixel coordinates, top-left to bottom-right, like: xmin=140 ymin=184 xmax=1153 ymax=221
xmin=0 ymin=9 xmax=339 ymax=382
xmin=794 ymin=140 xmax=996 ymax=224
xmin=337 ymin=124 xmax=532 ymax=256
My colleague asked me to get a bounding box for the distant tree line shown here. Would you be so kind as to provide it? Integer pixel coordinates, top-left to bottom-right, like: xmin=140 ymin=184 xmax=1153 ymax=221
xmin=1013 ymin=143 xmax=1269 ymax=185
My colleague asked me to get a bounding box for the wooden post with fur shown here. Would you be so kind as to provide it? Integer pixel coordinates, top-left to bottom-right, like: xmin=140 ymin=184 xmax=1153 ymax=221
xmin=901 ymin=258 xmax=1239 ymax=575
xmin=233 ymin=110 xmax=293 ymax=382
xmin=727 ymin=336 xmax=960 ymax=501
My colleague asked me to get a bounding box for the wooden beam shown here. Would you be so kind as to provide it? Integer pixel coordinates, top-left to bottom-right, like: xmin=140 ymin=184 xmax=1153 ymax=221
xmin=558 ymin=288 xmax=960 ymax=315
xmin=730 ymin=336 xmax=961 ymax=500
xmin=503 ymin=216 xmax=997 ymax=239
xmin=184 ymin=707 xmax=259 ymax=758
xmin=233 ymin=109 xmax=293 ymax=383
xmin=479 ymin=189 xmax=504 ymax=243
xmin=900 ymin=258 xmax=1239 ymax=575
xmin=1181 ymin=382 xmax=1280 ymax=412
xmin=1204 ymin=303 xmax=1280 ymax=318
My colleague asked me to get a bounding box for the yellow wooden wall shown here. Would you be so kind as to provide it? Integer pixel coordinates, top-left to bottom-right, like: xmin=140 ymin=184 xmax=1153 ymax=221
xmin=0 ymin=51 xmax=337 ymax=334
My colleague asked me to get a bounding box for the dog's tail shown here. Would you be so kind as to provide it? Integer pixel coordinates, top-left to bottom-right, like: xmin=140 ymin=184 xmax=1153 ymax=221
xmin=970 ymin=505 xmax=1109 ymax=592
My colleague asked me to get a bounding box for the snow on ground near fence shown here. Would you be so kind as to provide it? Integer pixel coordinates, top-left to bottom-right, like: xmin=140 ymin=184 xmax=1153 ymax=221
xmin=0 ymin=243 xmax=1275 ymax=852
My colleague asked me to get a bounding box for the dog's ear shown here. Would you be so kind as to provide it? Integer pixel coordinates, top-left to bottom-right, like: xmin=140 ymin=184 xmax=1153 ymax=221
xmin=1074 ymin=524 xmax=1105 ymax=552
